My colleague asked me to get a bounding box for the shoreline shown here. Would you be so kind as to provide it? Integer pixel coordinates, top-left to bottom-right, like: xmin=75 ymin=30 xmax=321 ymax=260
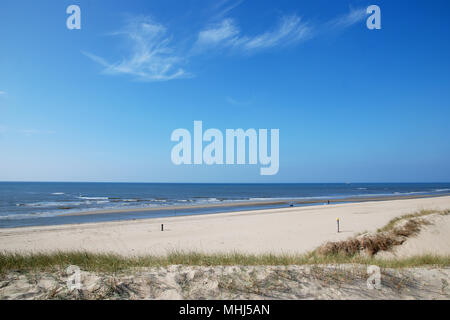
xmin=64 ymin=193 xmax=450 ymax=217
xmin=1 ymin=193 xmax=449 ymax=229
xmin=1 ymin=195 xmax=449 ymax=256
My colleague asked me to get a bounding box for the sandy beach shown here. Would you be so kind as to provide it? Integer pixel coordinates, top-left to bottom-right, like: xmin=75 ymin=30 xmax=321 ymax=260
xmin=1 ymin=196 xmax=449 ymax=256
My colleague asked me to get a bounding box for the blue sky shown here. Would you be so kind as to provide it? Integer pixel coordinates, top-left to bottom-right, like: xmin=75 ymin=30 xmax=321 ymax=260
xmin=0 ymin=0 xmax=449 ymax=183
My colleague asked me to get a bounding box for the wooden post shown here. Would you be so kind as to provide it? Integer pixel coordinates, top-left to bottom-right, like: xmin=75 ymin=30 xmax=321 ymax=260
xmin=161 ymin=224 xmax=164 ymax=232
xmin=336 ymin=218 xmax=340 ymax=233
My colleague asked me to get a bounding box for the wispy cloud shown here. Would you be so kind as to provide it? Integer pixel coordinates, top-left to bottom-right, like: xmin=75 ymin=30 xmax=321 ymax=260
xmin=239 ymin=15 xmax=313 ymax=51
xmin=0 ymin=91 xmax=6 ymax=95
xmin=196 ymin=19 xmax=240 ymax=47
xmin=85 ymin=7 xmax=366 ymax=82
xmin=326 ymin=7 xmax=366 ymax=30
xmin=84 ymin=17 xmax=190 ymax=82
xmin=209 ymin=0 xmax=244 ymax=21
xmin=195 ymin=15 xmax=312 ymax=53
xmin=195 ymin=7 xmax=366 ymax=54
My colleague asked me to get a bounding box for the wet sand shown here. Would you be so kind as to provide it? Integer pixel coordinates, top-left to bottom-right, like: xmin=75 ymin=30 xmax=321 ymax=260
xmin=62 ymin=193 xmax=450 ymax=217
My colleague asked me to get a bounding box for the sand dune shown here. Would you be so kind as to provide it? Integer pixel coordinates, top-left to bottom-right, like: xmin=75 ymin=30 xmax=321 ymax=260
xmin=1 ymin=265 xmax=449 ymax=300
xmin=376 ymin=213 xmax=450 ymax=259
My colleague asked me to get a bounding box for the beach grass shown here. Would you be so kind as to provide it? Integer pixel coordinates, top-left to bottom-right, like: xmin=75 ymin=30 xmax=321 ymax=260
xmin=317 ymin=209 xmax=450 ymax=257
xmin=377 ymin=208 xmax=449 ymax=233
xmin=1 ymin=251 xmax=449 ymax=274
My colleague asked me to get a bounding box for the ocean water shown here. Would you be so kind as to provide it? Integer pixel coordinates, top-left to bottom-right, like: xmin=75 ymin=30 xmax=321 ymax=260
xmin=0 ymin=182 xmax=449 ymax=228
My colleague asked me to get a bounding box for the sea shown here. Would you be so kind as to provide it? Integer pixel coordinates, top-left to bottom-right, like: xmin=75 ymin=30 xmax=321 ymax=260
xmin=0 ymin=182 xmax=449 ymax=228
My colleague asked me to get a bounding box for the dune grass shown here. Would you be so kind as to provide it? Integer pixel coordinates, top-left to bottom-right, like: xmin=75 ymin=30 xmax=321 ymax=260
xmin=377 ymin=208 xmax=449 ymax=233
xmin=317 ymin=209 xmax=449 ymax=257
xmin=0 ymin=251 xmax=449 ymax=274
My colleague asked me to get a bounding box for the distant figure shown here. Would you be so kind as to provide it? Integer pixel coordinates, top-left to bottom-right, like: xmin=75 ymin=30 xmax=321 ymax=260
xmin=289 ymin=202 xmax=294 ymax=207
xmin=327 ymin=200 xmax=330 ymax=205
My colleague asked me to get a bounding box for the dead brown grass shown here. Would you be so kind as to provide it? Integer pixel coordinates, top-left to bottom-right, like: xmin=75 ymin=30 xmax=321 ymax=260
xmin=316 ymin=209 xmax=443 ymax=257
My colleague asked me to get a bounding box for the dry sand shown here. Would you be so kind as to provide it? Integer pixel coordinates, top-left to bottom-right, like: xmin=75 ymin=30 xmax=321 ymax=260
xmin=1 ymin=196 xmax=449 ymax=256
xmin=1 ymin=265 xmax=449 ymax=300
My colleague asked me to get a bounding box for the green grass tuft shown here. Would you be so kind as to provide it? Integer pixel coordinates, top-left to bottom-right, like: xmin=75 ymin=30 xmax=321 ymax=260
xmin=1 ymin=251 xmax=449 ymax=274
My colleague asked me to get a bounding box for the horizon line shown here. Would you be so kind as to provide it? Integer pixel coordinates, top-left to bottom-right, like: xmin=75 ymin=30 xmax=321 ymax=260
xmin=1 ymin=181 xmax=450 ymax=184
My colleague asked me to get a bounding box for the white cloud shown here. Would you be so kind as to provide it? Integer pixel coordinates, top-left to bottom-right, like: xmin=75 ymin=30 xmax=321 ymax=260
xmin=195 ymin=7 xmax=365 ymax=55
xmin=239 ymin=15 xmax=312 ymax=51
xmin=209 ymin=0 xmax=243 ymax=21
xmin=327 ymin=7 xmax=366 ymax=30
xmin=197 ymin=19 xmax=240 ymax=47
xmin=195 ymin=15 xmax=312 ymax=53
xmin=84 ymin=17 xmax=190 ymax=82
xmin=0 ymin=91 xmax=6 ymax=95
xmin=84 ymin=8 xmax=366 ymax=82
